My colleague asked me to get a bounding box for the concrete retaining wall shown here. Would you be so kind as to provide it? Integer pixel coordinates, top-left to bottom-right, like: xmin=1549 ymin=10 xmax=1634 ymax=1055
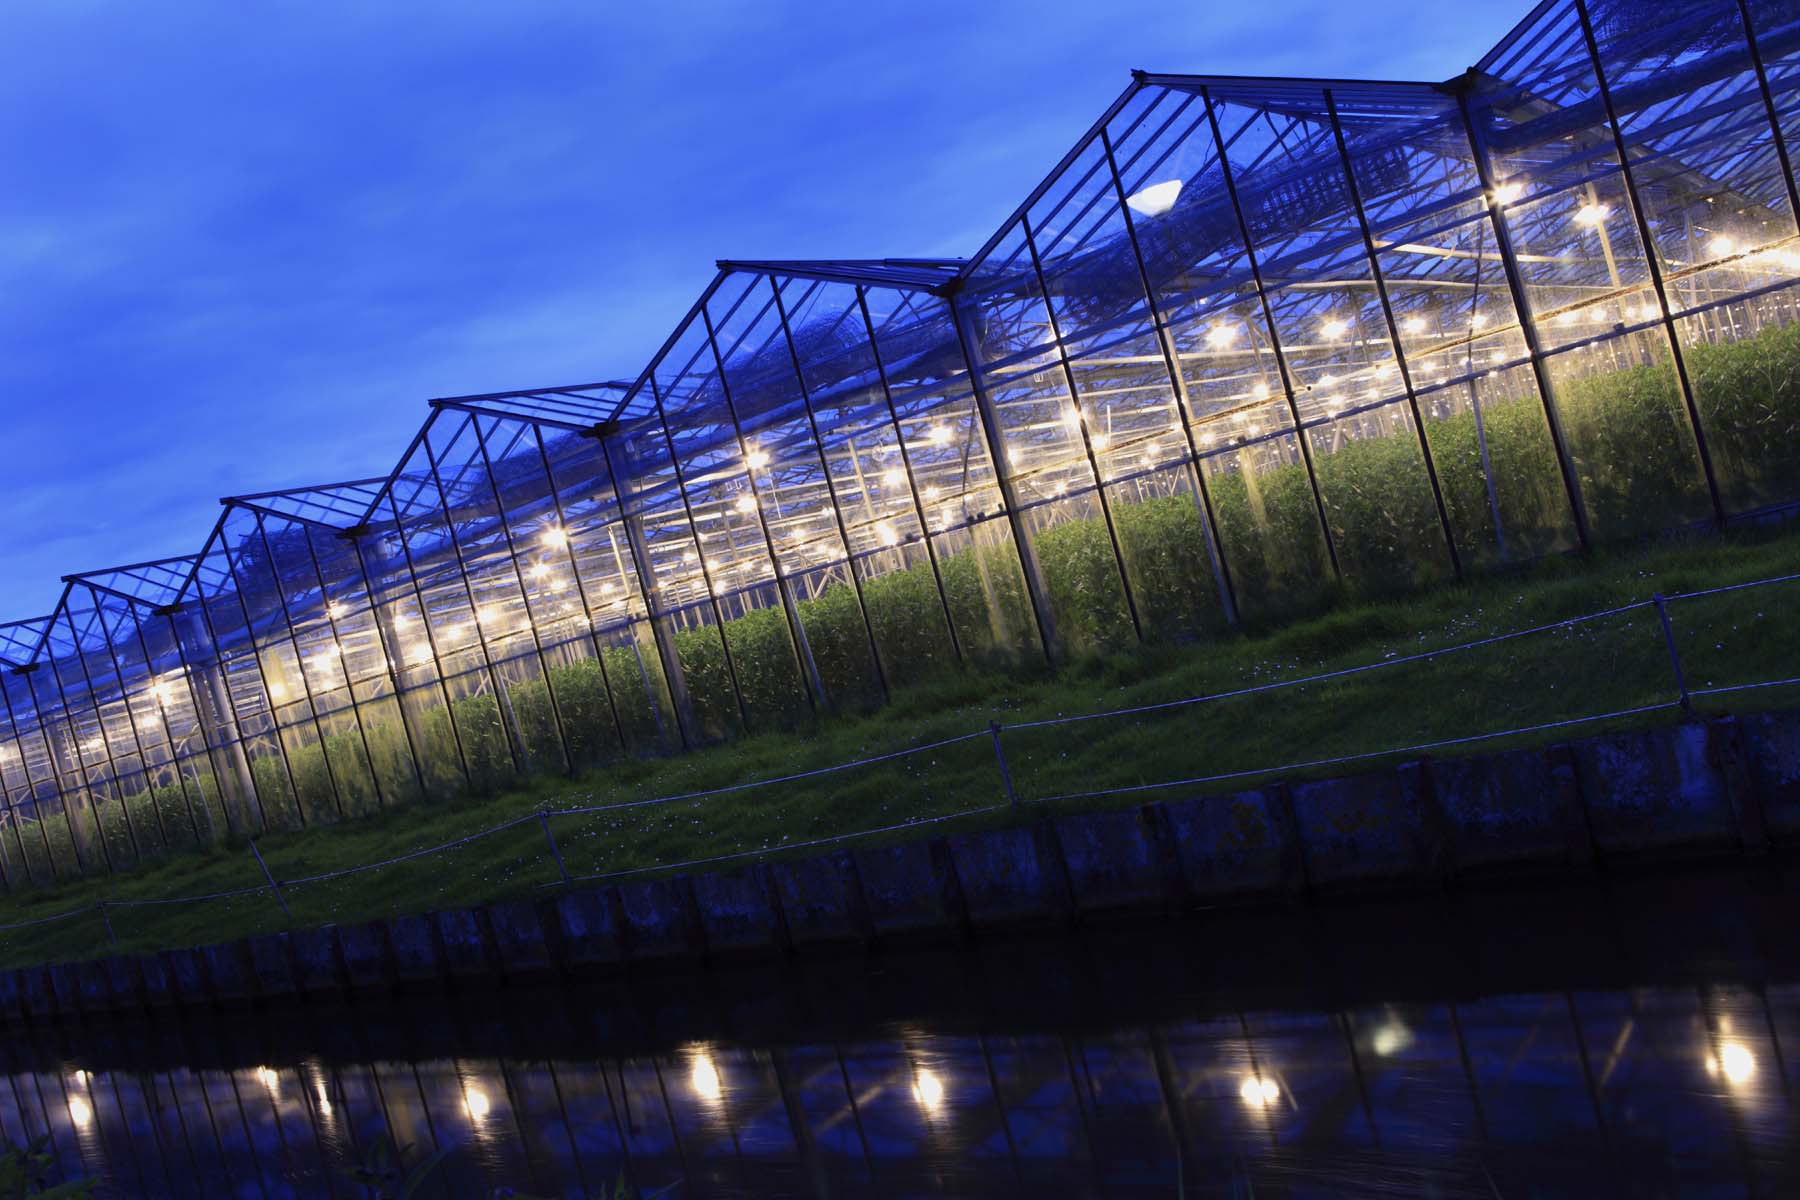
xmin=3 ymin=711 xmax=1796 ymax=1026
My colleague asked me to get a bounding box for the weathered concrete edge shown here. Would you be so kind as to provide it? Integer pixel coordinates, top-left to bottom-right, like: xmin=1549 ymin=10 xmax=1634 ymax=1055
xmin=10 ymin=710 xmax=1800 ymax=1025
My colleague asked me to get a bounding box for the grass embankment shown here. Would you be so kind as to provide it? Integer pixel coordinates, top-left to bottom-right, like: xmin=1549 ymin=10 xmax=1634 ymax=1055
xmin=3 ymin=524 xmax=1797 ymax=969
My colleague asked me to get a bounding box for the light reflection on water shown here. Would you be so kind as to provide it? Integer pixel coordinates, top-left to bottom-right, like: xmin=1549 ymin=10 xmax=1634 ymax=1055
xmin=8 ymin=870 xmax=1800 ymax=1196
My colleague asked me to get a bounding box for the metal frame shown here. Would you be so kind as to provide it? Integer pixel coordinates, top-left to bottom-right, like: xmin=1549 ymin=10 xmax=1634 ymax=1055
xmin=3 ymin=0 xmax=1799 ymax=874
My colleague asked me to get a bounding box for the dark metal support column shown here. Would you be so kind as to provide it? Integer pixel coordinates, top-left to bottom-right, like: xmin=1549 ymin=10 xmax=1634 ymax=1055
xmin=1326 ymin=87 xmax=1464 ymax=579
xmin=769 ymin=276 xmax=891 ymax=702
xmin=699 ymin=301 xmax=827 ymax=714
xmin=1575 ymin=0 xmax=1726 ymax=527
xmin=1453 ymin=83 xmax=1592 ymax=550
xmin=1101 ymin=125 xmax=1241 ymax=625
xmin=1020 ymin=211 xmax=1148 ymax=644
xmin=1201 ymin=85 xmax=1343 ymax=580
xmin=947 ymin=294 xmax=1061 ymax=664
xmin=855 ymin=287 xmax=967 ymax=666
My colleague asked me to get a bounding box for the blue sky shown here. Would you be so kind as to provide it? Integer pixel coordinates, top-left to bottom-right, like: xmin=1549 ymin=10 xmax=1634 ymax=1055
xmin=0 ymin=0 xmax=1524 ymax=619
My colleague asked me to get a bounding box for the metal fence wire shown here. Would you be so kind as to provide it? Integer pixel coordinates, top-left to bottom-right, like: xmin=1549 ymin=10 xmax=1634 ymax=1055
xmin=3 ymin=569 xmax=1796 ymax=948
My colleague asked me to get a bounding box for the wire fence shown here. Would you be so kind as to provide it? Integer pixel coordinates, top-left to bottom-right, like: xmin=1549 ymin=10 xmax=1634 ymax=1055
xmin=4 ymin=568 xmax=1797 ymax=953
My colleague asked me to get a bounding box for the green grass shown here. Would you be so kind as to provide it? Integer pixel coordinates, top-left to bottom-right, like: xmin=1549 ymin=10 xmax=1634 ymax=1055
xmin=0 ymin=520 xmax=1796 ymax=969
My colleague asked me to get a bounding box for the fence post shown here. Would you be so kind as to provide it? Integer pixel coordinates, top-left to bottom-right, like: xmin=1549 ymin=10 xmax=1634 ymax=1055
xmin=989 ymin=721 xmax=1019 ymax=809
xmin=248 ymin=839 xmax=293 ymax=923
xmin=538 ymin=812 xmax=572 ymax=886
xmin=96 ymin=901 xmax=116 ymax=945
xmin=1652 ymin=593 xmax=1692 ymax=718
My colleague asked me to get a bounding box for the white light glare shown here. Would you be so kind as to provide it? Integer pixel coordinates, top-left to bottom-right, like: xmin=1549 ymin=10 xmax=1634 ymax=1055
xmin=1490 ymin=180 xmax=1524 ymax=206
xmin=540 ymin=527 xmax=569 ymax=550
xmin=745 ymin=449 xmax=770 ymax=470
xmin=1124 ymin=179 xmax=1183 ymax=218
xmin=1239 ymin=1075 xmax=1280 ymax=1107
xmin=924 ymin=424 xmax=953 ymax=447
xmin=1573 ymin=201 xmax=1610 ymax=226
xmin=1710 ymin=234 xmax=1738 ymax=258
xmin=733 ymin=495 xmax=758 ymax=515
xmin=692 ymin=1055 xmax=723 ymax=1101
xmin=1205 ymin=323 xmax=1239 ymax=349
xmin=1320 ymin=318 xmax=1349 ymax=341
xmin=913 ymin=1068 xmax=945 ymax=1111
xmin=1707 ymin=1040 xmax=1756 ymax=1086
xmin=1401 ymin=315 xmax=1427 ymax=335
xmin=463 ymin=1086 xmax=491 ymax=1121
xmin=882 ymin=467 xmax=905 ymax=488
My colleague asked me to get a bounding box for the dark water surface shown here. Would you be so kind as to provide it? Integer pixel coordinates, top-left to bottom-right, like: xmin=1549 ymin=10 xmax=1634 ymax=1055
xmin=12 ymin=864 xmax=1800 ymax=1197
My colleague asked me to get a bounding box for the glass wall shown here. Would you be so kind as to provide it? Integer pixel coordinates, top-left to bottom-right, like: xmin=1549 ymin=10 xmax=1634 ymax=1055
xmin=2 ymin=0 xmax=1799 ymax=879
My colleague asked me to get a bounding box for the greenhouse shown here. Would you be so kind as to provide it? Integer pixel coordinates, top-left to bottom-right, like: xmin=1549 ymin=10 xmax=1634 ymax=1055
xmin=3 ymin=0 xmax=1800 ymax=882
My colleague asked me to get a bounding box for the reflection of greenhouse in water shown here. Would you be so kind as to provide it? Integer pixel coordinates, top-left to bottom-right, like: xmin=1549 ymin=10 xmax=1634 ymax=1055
xmin=4 ymin=0 xmax=1800 ymax=881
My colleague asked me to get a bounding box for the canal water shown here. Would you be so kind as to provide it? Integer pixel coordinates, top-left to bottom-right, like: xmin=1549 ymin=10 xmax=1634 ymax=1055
xmin=9 ymin=863 xmax=1800 ymax=1196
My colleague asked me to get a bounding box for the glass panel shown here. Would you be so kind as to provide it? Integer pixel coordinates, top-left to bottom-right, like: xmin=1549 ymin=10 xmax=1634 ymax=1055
xmin=1678 ymin=281 xmax=1800 ymax=511
xmin=781 ymin=277 xmax=961 ymax=688
xmin=610 ymin=408 xmax=741 ymax=745
xmin=428 ymin=414 xmax=570 ymax=777
xmin=1 ymin=667 xmax=90 ymax=878
xmin=1595 ymin=0 xmax=1795 ymax=301
xmin=960 ymin=220 xmax=1135 ymax=653
xmin=1592 ymin=0 xmax=1800 ymax=515
xmin=539 ymin=428 xmax=678 ymax=755
xmin=717 ymin=275 xmax=883 ymax=711
xmin=480 ymin=417 xmax=628 ymax=771
xmin=1542 ymin=328 xmax=1710 ymax=535
xmin=353 ymin=513 xmax=470 ymax=801
xmin=657 ymin=304 xmax=812 ymax=729
xmin=1109 ymin=85 xmax=1335 ymax=620
xmin=385 ymin=442 xmax=521 ymax=793
xmin=863 ymin=287 xmax=1042 ymax=664
xmin=306 ymin=525 xmax=425 ymax=807
xmin=1208 ymin=81 xmax=1452 ymax=594
xmin=1029 ymin=134 xmax=1230 ymax=641
xmin=1470 ymin=0 xmax=1716 ymax=535
xmin=1337 ymin=83 xmax=1582 ymax=564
